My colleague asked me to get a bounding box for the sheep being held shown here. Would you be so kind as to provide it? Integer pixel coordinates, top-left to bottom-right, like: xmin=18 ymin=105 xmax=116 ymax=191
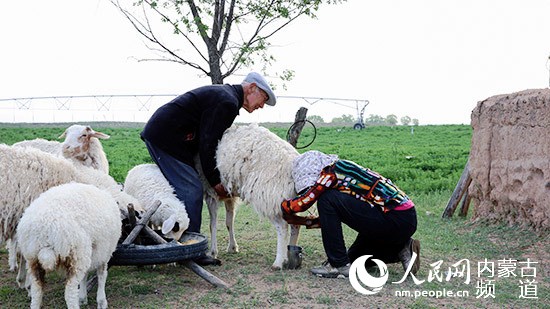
xmin=17 ymin=183 xmax=121 ymax=309
xmin=215 ymin=123 xmax=301 ymax=270
xmin=124 ymin=163 xmax=190 ymax=240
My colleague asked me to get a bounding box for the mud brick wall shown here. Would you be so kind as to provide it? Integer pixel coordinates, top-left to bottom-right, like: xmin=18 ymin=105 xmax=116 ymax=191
xmin=469 ymin=89 xmax=550 ymax=230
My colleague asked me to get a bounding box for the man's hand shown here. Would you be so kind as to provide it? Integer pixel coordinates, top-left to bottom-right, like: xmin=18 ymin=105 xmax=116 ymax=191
xmin=213 ymin=183 xmax=230 ymax=199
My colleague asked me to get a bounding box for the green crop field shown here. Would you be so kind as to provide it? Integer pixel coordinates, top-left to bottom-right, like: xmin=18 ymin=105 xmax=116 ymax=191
xmin=0 ymin=123 xmax=548 ymax=309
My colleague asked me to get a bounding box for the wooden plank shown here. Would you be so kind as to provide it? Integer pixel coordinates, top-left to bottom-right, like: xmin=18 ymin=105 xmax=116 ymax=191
xmin=181 ymin=260 xmax=230 ymax=289
xmin=442 ymin=161 xmax=472 ymax=218
xmin=459 ymin=190 xmax=472 ymax=217
xmin=142 ymin=226 xmax=168 ymax=244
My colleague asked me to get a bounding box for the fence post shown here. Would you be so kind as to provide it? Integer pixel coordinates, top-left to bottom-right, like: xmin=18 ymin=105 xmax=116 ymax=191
xmin=442 ymin=160 xmax=472 ymax=218
xmin=287 ymin=107 xmax=308 ymax=148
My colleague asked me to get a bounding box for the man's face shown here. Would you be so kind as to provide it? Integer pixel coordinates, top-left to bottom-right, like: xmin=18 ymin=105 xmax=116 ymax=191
xmin=243 ymin=84 xmax=268 ymax=113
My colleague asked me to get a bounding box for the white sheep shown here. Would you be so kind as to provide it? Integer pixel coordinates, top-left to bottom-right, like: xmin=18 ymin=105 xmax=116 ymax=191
xmin=12 ymin=138 xmax=61 ymax=154
xmin=215 ymin=123 xmax=301 ymax=270
xmin=194 ymin=156 xmax=239 ymax=259
xmin=123 ymin=164 xmax=190 ymax=240
xmin=16 ymin=182 xmax=121 ymax=309
xmin=134 ymin=124 xmax=298 ymax=269
xmin=13 ymin=124 xmax=110 ymax=174
xmin=0 ymin=144 xmax=143 ymax=288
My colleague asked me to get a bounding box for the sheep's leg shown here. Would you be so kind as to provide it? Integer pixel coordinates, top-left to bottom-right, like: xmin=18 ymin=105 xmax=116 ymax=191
xmin=78 ymin=273 xmax=88 ymax=306
xmin=7 ymin=240 xmax=29 ymax=290
xmin=25 ymin=262 xmax=32 ymax=293
xmin=270 ymin=216 xmax=289 ymax=270
xmin=224 ymin=198 xmax=239 ymax=253
xmin=66 ymin=270 xmax=86 ymax=309
xmin=16 ymin=253 xmax=27 ymax=288
xmin=95 ymin=263 xmax=109 ymax=309
xmin=206 ymin=194 xmax=219 ymax=258
xmin=29 ymin=260 xmax=45 ymax=309
xmin=7 ymin=239 xmax=17 ymax=271
xmin=289 ymin=224 xmax=301 ymax=246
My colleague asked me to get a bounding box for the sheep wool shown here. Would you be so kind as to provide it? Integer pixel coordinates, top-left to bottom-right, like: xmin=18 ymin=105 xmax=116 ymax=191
xmin=0 ymin=144 xmax=78 ymax=244
xmin=216 ymin=123 xmax=301 ymax=269
xmin=124 ymin=164 xmax=190 ymax=240
xmin=217 ymin=124 xmax=299 ymax=218
xmin=12 ymin=138 xmax=62 ymax=155
xmin=17 ymin=183 xmax=121 ymax=309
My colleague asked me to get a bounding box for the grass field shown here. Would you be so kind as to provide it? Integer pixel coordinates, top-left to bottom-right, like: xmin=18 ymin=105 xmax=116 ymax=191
xmin=0 ymin=122 xmax=548 ymax=308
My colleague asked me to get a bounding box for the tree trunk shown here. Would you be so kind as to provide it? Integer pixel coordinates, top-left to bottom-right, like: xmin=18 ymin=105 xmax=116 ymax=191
xmin=208 ymin=47 xmax=223 ymax=84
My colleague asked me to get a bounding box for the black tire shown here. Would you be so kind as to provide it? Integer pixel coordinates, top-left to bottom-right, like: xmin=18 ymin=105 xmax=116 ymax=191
xmin=109 ymin=232 xmax=208 ymax=266
xmin=353 ymin=123 xmax=364 ymax=130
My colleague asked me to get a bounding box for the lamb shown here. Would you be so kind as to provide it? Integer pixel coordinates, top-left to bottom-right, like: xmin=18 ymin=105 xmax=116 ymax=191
xmin=214 ymin=123 xmax=301 ymax=270
xmin=16 ymin=182 xmax=121 ymax=309
xmin=123 ymin=164 xmax=190 ymax=241
xmin=13 ymin=124 xmax=110 ymax=174
xmin=194 ymin=157 xmax=239 ymax=259
xmin=0 ymin=144 xmax=143 ymax=288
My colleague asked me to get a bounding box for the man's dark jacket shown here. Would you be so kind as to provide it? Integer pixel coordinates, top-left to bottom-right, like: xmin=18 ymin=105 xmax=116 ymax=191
xmin=141 ymin=84 xmax=244 ymax=186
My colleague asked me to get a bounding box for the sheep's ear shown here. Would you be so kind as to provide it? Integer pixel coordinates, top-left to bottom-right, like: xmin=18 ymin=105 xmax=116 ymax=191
xmin=91 ymin=131 xmax=110 ymax=140
xmin=162 ymin=214 xmax=177 ymax=235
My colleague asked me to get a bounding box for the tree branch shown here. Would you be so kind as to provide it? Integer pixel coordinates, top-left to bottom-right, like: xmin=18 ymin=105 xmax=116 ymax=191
xmin=109 ymin=0 xmax=344 ymax=83
xmin=144 ymin=0 xmax=209 ymax=63
xmin=186 ymin=0 xmax=211 ymax=45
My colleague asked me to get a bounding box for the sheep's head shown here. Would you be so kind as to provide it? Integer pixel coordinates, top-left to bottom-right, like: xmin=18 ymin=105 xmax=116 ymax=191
xmin=158 ymin=198 xmax=190 ymax=241
xmin=59 ymin=125 xmax=110 ymax=159
xmin=161 ymin=214 xmax=186 ymax=241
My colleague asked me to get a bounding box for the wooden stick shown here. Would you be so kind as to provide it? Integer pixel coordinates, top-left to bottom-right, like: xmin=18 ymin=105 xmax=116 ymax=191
xmin=142 ymin=226 xmax=168 ymax=244
xmin=127 ymin=203 xmax=137 ymax=226
xmin=288 ymin=107 xmax=308 ymax=147
xmin=459 ymin=190 xmax=472 ymax=217
xmin=122 ymin=200 xmax=161 ymax=245
xmin=181 ymin=260 xmax=230 ymax=289
xmin=442 ymin=160 xmax=472 ymax=218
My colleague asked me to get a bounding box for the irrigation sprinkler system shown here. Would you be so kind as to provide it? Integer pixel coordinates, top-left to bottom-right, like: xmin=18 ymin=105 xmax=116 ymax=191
xmin=0 ymin=94 xmax=370 ymax=128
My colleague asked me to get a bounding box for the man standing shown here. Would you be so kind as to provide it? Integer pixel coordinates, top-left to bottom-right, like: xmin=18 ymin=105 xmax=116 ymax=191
xmin=141 ymin=72 xmax=276 ymax=264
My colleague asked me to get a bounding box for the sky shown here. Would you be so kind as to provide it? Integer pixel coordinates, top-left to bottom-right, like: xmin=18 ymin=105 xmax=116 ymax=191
xmin=1 ymin=0 xmax=550 ymax=125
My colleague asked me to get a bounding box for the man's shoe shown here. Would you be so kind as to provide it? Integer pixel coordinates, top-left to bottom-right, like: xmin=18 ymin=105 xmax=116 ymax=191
xmin=311 ymin=260 xmax=350 ymax=278
xmin=193 ymin=254 xmax=222 ymax=266
xmin=398 ymin=238 xmax=420 ymax=274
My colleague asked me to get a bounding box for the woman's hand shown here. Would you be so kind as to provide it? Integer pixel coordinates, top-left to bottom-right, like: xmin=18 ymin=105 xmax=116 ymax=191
xmin=281 ymin=210 xmax=321 ymax=229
